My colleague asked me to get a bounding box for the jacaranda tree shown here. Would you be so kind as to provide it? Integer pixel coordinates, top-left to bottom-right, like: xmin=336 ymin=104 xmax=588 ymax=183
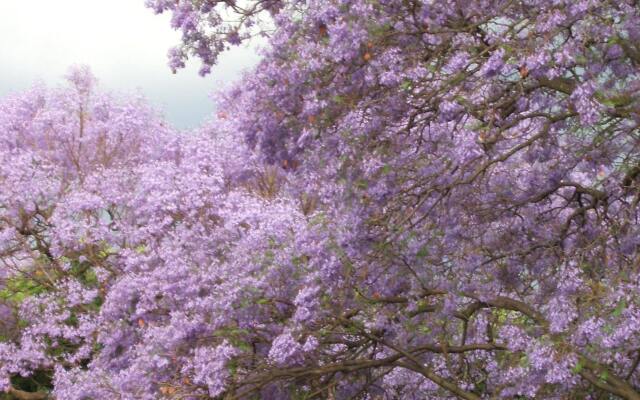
xmin=1 ymin=0 xmax=640 ymax=398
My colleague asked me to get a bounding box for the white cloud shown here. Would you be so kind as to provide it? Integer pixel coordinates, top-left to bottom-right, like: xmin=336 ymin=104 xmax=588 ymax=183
xmin=0 ymin=0 xmax=260 ymax=129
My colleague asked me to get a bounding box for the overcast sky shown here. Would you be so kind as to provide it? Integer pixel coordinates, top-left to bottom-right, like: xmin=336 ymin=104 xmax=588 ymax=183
xmin=0 ymin=0 xmax=260 ymax=129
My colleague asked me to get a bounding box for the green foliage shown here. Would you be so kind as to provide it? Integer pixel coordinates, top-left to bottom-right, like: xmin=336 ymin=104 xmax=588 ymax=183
xmin=612 ymin=299 xmax=626 ymax=317
xmin=9 ymin=370 xmax=52 ymax=397
xmin=416 ymin=245 xmax=429 ymax=259
xmin=572 ymin=359 xmax=584 ymax=374
xmin=0 ymin=276 xmax=47 ymax=304
xmin=68 ymin=261 xmax=100 ymax=289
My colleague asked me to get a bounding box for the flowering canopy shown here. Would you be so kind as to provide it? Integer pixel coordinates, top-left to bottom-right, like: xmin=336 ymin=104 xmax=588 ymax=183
xmin=2 ymin=0 xmax=640 ymax=399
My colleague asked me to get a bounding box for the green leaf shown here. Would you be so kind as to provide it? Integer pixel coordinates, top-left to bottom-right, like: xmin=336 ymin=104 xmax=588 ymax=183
xmin=599 ymin=370 xmax=609 ymax=382
xmin=0 ymin=276 xmax=47 ymax=303
xmin=355 ymin=178 xmax=369 ymax=189
xmin=613 ymin=299 xmax=626 ymax=317
xmin=380 ymin=164 xmax=392 ymax=175
xmin=416 ymin=246 xmax=429 ymax=259
xmin=572 ymin=360 xmax=584 ymax=373
xmin=519 ymin=355 xmax=529 ymax=368
xmin=400 ymin=79 xmax=412 ymax=91
xmin=227 ymin=359 xmax=239 ymax=376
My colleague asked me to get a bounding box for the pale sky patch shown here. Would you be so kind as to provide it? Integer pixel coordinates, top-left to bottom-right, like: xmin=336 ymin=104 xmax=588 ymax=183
xmin=0 ymin=0 xmax=260 ymax=129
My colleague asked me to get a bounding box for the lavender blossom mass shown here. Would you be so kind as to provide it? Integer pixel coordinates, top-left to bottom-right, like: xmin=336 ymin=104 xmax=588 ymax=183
xmin=1 ymin=0 xmax=640 ymax=399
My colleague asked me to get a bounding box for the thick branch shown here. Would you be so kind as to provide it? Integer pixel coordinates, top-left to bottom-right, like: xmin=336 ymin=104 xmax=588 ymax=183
xmin=7 ymin=387 xmax=48 ymax=400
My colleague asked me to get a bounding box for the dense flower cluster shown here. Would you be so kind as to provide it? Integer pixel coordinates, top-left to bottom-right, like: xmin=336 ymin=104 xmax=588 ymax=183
xmin=145 ymin=0 xmax=283 ymax=75
xmin=1 ymin=0 xmax=640 ymax=399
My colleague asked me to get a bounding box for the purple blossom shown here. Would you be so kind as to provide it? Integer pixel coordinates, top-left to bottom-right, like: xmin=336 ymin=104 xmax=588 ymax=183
xmin=1 ymin=1 xmax=640 ymax=398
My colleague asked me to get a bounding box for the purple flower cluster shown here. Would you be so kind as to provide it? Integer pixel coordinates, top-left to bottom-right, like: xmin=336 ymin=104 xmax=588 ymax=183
xmin=1 ymin=0 xmax=640 ymax=399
